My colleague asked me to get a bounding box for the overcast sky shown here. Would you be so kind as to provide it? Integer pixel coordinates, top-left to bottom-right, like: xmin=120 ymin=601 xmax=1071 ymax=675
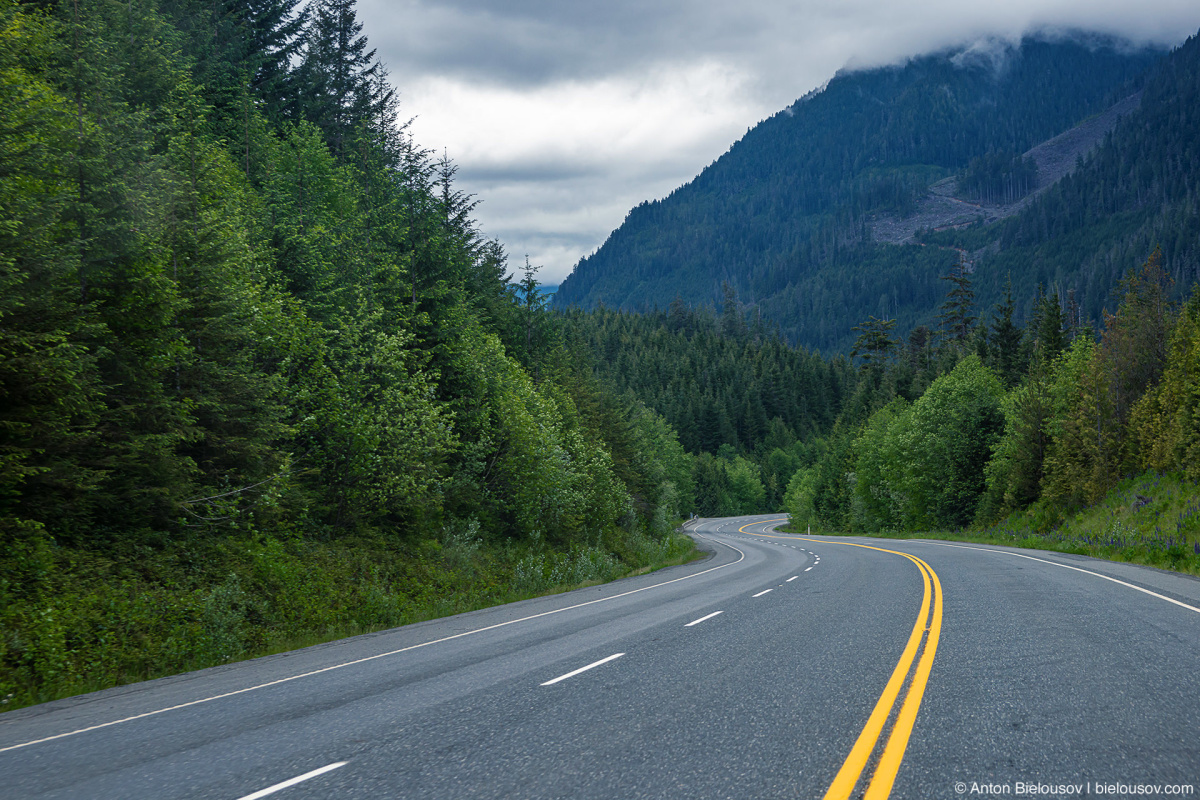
xmin=357 ymin=1 xmax=1200 ymax=285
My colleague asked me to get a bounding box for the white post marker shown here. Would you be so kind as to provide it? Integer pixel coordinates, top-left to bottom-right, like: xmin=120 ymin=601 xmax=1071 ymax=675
xmin=541 ymin=653 xmax=625 ymax=686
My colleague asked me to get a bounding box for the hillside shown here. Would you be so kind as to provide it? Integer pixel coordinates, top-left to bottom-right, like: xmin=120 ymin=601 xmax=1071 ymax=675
xmin=930 ymin=31 xmax=1200 ymax=326
xmin=554 ymin=35 xmax=1172 ymax=353
xmin=870 ymin=92 xmax=1144 ymax=243
xmin=0 ymin=0 xmax=694 ymax=708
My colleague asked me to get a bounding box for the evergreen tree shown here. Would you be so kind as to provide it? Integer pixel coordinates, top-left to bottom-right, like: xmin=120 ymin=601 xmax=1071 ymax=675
xmin=937 ymin=253 xmax=976 ymax=346
xmin=850 ymin=316 xmax=897 ymax=374
xmin=299 ymin=0 xmax=390 ymax=159
xmin=987 ymin=277 xmax=1024 ymax=387
xmin=1028 ymin=287 xmax=1067 ymax=365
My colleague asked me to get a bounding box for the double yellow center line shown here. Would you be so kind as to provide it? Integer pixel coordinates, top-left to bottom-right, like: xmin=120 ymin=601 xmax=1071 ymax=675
xmin=819 ymin=542 xmax=942 ymax=800
xmin=738 ymin=523 xmax=943 ymax=800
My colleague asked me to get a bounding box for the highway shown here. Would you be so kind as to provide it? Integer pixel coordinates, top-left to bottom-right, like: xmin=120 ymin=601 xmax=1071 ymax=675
xmin=3 ymin=515 xmax=1200 ymax=799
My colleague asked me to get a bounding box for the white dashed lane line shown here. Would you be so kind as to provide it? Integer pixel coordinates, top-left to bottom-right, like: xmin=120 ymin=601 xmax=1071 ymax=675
xmin=685 ymin=611 xmax=724 ymax=627
xmin=236 ymin=763 xmax=347 ymax=800
xmin=541 ymin=653 xmax=626 ymax=686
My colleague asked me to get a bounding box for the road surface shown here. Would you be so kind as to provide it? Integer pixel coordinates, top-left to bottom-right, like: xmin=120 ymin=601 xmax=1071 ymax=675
xmin=3 ymin=516 xmax=1200 ymax=798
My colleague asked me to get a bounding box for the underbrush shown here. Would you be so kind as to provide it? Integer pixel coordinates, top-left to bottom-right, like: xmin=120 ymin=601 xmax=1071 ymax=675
xmin=981 ymin=472 xmax=1200 ymax=574
xmin=783 ymin=472 xmax=1200 ymax=575
xmin=0 ymin=524 xmax=698 ymax=713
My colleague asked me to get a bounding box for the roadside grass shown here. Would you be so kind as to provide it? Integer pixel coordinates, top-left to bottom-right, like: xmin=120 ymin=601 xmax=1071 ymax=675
xmin=781 ymin=471 xmax=1200 ymax=577
xmin=0 ymin=526 xmax=700 ymax=714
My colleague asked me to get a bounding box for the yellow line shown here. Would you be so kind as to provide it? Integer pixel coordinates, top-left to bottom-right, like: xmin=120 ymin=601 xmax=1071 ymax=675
xmin=738 ymin=518 xmax=789 ymax=533
xmin=738 ymin=527 xmax=943 ymax=800
xmin=821 ymin=553 xmax=930 ymax=800
xmin=865 ymin=554 xmax=942 ymax=799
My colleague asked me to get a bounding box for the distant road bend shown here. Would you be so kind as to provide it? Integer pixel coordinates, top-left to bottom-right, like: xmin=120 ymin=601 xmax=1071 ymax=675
xmin=3 ymin=516 xmax=1200 ymax=798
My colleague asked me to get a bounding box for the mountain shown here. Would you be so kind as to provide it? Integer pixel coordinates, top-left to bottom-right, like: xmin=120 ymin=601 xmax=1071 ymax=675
xmin=553 ymin=34 xmax=1180 ymax=353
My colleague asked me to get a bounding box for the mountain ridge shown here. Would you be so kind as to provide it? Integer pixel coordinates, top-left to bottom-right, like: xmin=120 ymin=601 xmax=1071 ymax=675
xmin=554 ymin=33 xmax=1184 ymax=354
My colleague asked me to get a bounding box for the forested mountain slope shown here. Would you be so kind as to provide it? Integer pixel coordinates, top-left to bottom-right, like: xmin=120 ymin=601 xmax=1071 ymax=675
xmin=0 ymin=0 xmax=692 ymax=708
xmin=554 ymin=35 xmax=1172 ymax=353
xmin=561 ymin=294 xmax=855 ymax=514
xmin=930 ymin=31 xmax=1200 ymax=328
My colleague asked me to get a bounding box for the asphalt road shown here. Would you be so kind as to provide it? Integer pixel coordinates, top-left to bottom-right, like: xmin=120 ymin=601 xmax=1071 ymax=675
xmin=3 ymin=516 xmax=1200 ymax=799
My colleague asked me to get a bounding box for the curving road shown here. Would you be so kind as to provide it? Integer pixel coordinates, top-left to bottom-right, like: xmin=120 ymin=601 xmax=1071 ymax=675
xmin=3 ymin=516 xmax=1200 ymax=798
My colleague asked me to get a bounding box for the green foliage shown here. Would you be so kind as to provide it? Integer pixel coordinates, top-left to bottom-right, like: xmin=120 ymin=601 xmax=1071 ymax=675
xmin=938 ymin=255 xmax=976 ymax=347
xmin=855 ymin=356 xmax=1005 ymax=530
xmin=849 ymin=399 xmax=910 ymax=532
xmin=978 ymin=374 xmax=1053 ymax=523
xmin=1131 ymin=293 xmax=1200 ymax=480
xmin=851 ymin=316 xmax=897 ymax=373
xmin=0 ymin=0 xmax=695 ymax=708
xmin=0 ymin=2 xmax=103 ymax=533
xmin=985 ymin=278 xmax=1025 ymax=387
xmin=1039 ymin=253 xmax=1176 ymax=512
xmin=560 ymin=300 xmax=852 ymax=514
xmin=957 ymin=150 xmax=1038 ymax=205
xmin=0 ymin=525 xmax=697 ymax=709
xmin=784 ymin=467 xmax=821 ymax=531
xmin=985 ymin=472 xmax=1200 ymax=574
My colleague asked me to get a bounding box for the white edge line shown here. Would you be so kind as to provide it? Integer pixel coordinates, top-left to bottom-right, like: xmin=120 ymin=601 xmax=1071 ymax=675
xmin=750 ymin=526 xmax=1199 ymax=615
xmin=541 ymin=653 xmax=625 ymax=686
xmin=236 ymin=762 xmax=347 ymax=800
xmin=1 ymin=536 xmax=747 ymax=754
xmin=916 ymin=541 xmax=1200 ymax=615
xmin=752 ymin=589 xmax=773 ymax=597
xmin=685 ymin=611 xmax=724 ymax=627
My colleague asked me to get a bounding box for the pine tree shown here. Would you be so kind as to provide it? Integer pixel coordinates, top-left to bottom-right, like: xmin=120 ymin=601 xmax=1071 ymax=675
xmin=938 ymin=253 xmax=976 ymax=346
xmin=0 ymin=0 xmax=103 ymax=535
xmin=1099 ymin=248 xmax=1174 ymax=469
xmin=1028 ymin=286 xmax=1066 ymax=365
xmin=988 ymin=276 xmax=1024 ymax=387
xmin=850 ymin=316 xmax=897 ymax=374
xmin=299 ymin=0 xmax=390 ymax=159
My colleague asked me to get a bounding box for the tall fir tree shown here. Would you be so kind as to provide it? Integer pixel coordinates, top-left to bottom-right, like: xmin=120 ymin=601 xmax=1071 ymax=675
xmin=938 ymin=253 xmax=976 ymax=346
xmin=299 ymin=0 xmax=391 ymax=159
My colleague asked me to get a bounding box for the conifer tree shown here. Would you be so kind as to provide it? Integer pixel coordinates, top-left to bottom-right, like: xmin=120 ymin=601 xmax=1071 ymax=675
xmin=299 ymin=0 xmax=390 ymax=159
xmin=850 ymin=316 xmax=897 ymax=374
xmin=938 ymin=253 xmax=976 ymax=346
xmin=1028 ymin=286 xmax=1066 ymax=365
xmin=988 ymin=277 xmax=1024 ymax=387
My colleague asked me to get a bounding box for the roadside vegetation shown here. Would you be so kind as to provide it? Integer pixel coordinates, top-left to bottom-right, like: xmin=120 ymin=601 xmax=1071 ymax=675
xmin=783 ymin=251 xmax=1200 ymax=576
xmin=0 ymin=0 xmax=695 ymax=712
xmin=784 ymin=471 xmax=1200 ymax=576
xmin=3 ymin=0 xmax=1197 ymax=717
xmin=1 ymin=524 xmax=696 ymax=712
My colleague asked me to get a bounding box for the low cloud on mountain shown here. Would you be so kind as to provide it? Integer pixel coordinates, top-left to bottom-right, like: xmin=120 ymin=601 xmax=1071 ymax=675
xmin=359 ymin=0 xmax=1200 ymax=283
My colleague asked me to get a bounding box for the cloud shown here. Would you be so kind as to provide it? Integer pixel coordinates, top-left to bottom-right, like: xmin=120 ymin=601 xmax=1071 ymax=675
xmin=397 ymin=61 xmax=761 ymax=282
xmin=355 ymin=0 xmax=1200 ymax=284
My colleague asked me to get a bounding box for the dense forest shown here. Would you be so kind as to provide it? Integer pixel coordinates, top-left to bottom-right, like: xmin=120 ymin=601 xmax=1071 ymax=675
xmin=4 ymin=0 xmax=1199 ymax=714
xmin=784 ymin=250 xmax=1200 ymax=545
xmin=925 ymin=30 xmax=1200 ymax=334
xmin=0 ymin=0 xmax=693 ymax=707
xmin=561 ymin=243 xmax=1199 ymax=563
xmin=553 ymin=34 xmax=1200 ymax=355
xmin=561 ymin=287 xmax=854 ymax=515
